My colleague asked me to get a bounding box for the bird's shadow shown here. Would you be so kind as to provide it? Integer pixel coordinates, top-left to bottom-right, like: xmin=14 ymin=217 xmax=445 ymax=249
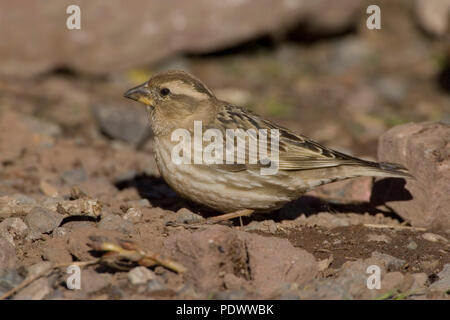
xmin=273 ymin=178 xmax=412 ymax=223
xmin=115 ymin=174 xmax=413 ymax=224
xmin=114 ymin=173 xmax=218 ymax=215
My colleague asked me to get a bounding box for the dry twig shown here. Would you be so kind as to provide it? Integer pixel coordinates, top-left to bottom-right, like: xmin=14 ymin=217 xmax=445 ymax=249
xmin=363 ymin=223 xmax=426 ymax=232
xmin=88 ymin=236 xmax=187 ymax=273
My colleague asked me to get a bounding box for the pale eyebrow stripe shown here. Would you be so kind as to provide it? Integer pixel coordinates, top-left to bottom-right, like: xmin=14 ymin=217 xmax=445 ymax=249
xmin=164 ymin=80 xmax=210 ymax=100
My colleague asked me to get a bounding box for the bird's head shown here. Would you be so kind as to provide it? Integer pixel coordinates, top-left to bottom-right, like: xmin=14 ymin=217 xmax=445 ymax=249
xmin=124 ymin=70 xmax=218 ymax=135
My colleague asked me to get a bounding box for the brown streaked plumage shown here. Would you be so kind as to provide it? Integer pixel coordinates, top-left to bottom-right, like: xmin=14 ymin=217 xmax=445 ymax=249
xmin=124 ymin=70 xmax=412 ymax=214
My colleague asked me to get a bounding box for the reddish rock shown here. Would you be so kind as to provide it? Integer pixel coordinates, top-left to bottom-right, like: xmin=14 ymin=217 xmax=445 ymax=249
xmin=240 ymin=230 xmax=318 ymax=296
xmin=377 ymin=122 xmax=450 ymax=230
xmin=0 ymin=0 xmax=362 ymax=77
xmin=0 ymin=111 xmax=60 ymax=164
xmin=163 ymin=225 xmax=317 ymax=296
xmin=42 ymin=238 xmax=73 ymax=264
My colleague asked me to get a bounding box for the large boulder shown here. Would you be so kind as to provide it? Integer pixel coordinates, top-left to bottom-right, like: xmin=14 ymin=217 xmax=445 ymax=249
xmin=0 ymin=0 xmax=362 ymax=77
xmin=377 ymin=122 xmax=450 ymax=231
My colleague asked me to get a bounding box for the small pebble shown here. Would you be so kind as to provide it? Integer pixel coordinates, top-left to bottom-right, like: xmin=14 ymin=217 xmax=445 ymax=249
xmin=422 ymin=233 xmax=448 ymax=243
xmin=0 ymin=217 xmax=28 ymax=246
xmin=407 ymin=241 xmax=418 ymax=250
xmin=268 ymin=222 xmax=278 ymax=234
xmin=147 ymin=279 xmax=166 ymax=292
xmin=128 ymin=266 xmax=156 ymax=285
xmin=123 ymin=207 xmax=143 ymax=223
xmin=175 ymin=208 xmax=204 ymax=224
xmin=52 ymin=227 xmax=68 ymax=237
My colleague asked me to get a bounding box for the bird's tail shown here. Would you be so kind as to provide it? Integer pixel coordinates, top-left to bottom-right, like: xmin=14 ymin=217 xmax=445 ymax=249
xmin=300 ymin=159 xmax=414 ymax=192
xmin=348 ymin=160 xmax=414 ymax=179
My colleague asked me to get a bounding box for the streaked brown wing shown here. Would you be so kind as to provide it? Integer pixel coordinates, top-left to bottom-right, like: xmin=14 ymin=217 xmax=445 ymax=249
xmin=212 ymin=104 xmax=365 ymax=172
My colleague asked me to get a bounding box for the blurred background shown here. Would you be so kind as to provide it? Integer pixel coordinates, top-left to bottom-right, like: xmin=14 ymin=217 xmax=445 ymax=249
xmin=0 ymin=0 xmax=448 ymax=159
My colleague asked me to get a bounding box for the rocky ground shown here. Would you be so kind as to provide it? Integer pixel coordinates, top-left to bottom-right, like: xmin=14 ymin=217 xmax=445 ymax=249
xmin=0 ymin=0 xmax=449 ymax=300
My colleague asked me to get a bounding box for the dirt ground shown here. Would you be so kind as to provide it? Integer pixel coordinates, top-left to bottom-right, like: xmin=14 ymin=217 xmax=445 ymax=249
xmin=0 ymin=1 xmax=449 ymax=300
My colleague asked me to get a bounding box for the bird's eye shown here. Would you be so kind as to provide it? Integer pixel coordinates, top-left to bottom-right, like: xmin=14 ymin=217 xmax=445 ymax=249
xmin=160 ymin=88 xmax=170 ymax=96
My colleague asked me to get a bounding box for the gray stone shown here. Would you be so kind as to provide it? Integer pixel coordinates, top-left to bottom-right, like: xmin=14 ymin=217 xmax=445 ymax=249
xmin=329 ymin=37 xmax=371 ymax=73
xmin=13 ymin=277 xmax=51 ymax=300
xmin=25 ymin=262 xmax=53 ymax=278
xmin=22 ymin=116 xmax=61 ymax=138
xmin=147 ymin=279 xmax=166 ymax=292
xmin=374 ymin=77 xmax=407 ymax=104
xmin=24 ymin=207 xmax=63 ymax=235
xmin=430 ymin=264 xmax=450 ymax=293
xmin=213 ymin=290 xmax=249 ymax=300
xmin=407 ymin=241 xmax=418 ymax=250
xmin=0 ymin=237 xmax=16 ymax=273
xmin=44 ymin=289 xmax=65 ymax=300
xmin=298 ymin=257 xmax=388 ymax=299
xmin=98 ymin=213 xmax=135 ymax=235
xmin=92 ymin=104 xmax=152 ymax=146
xmin=61 ymin=168 xmax=88 ymax=185
xmin=0 ymin=270 xmax=24 ymax=296
xmin=371 ymin=251 xmax=406 ymax=270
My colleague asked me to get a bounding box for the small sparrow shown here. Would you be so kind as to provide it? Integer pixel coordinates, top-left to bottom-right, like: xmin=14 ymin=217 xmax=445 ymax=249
xmin=124 ymin=70 xmax=411 ymax=216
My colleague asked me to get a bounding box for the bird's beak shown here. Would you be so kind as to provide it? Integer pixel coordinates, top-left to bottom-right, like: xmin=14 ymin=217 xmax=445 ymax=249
xmin=123 ymin=83 xmax=154 ymax=107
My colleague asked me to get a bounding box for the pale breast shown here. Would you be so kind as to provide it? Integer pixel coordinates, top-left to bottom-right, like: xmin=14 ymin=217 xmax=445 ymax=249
xmin=152 ymin=136 xmax=309 ymax=212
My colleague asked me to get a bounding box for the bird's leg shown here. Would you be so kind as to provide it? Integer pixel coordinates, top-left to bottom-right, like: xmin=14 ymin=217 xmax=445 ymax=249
xmin=206 ymin=209 xmax=254 ymax=224
xmin=166 ymin=209 xmax=254 ymax=229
